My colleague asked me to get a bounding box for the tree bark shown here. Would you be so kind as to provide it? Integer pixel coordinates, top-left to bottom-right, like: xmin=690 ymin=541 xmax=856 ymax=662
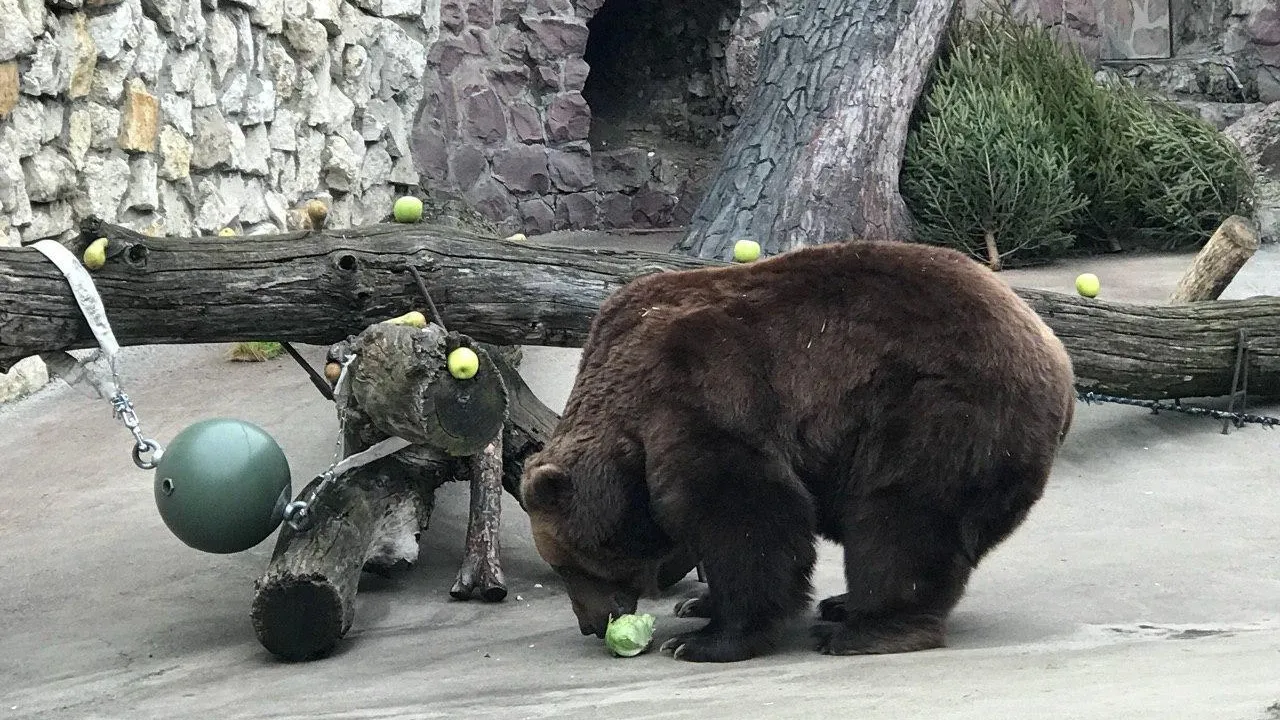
xmin=450 ymin=436 xmax=507 ymax=602
xmin=1169 ymin=215 xmax=1259 ymax=303
xmin=6 ymin=220 xmax=1280 ymax=401
xmin=675 ymin=0 xmax=960 ymax=260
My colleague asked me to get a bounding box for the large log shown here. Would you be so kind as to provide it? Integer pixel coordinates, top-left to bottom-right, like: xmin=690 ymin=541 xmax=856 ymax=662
xmin=3 ymin=219 xmax=1280 ymax=401
xmin=0 ymin=218 xmax=710 ymax=371
xmin=252 ymin=321 xmax=516 ymax=662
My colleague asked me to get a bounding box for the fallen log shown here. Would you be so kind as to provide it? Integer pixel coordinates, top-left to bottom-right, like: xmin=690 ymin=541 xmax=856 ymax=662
xmin=3 ymin=219 xmax=1279 ymax=401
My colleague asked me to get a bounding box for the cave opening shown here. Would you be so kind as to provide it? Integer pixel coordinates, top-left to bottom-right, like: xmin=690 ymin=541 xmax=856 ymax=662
xmin=581 ymin=0 xmax=742 ymax=153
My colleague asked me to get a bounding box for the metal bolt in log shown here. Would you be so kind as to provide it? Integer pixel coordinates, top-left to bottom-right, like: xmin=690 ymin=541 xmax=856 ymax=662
xmin=1169 ymin=215 xmax=1260 ymax=303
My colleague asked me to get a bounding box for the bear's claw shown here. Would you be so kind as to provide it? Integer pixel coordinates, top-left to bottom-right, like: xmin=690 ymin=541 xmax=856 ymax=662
xmin=673 ymin=594 xmax=712 ymax=619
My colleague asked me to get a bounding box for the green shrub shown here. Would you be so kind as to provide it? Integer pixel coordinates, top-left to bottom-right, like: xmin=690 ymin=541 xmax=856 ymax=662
xmin=902 ymin=76 xmax=1084 ymax=269
xmin=902 ymin=8 xmax=1254 ymax=263
xmin=1124 ymin=94 xmax=1255 ymax=247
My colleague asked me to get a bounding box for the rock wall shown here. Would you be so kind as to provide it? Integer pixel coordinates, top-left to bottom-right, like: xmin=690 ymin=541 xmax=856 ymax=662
xmin=0 ymin=0 xmax=441 ymax=401
xmin=0 ymin=0 xmax=439 ymax=247
xmin=986 ymin=0 xmax=1280 ymax=102
xmin=412 ymin=0 xmax=766 ymax=236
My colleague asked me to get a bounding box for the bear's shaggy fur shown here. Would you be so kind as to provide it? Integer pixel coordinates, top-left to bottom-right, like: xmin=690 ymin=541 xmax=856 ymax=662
xmin=521 ymin=240 xmax=1076 ymax=663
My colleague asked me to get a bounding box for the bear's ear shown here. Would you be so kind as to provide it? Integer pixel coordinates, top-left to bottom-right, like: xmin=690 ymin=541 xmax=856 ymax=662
xmin=521 ymin=463 xmax=572 ymax=511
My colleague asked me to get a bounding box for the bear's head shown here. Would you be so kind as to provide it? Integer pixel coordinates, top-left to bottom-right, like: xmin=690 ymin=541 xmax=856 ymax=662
xmin=520 ymin=460 xmax=695 ymax=638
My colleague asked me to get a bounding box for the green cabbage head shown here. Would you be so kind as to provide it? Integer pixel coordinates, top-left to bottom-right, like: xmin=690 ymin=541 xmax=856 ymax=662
xmin=605 ymin=613 xmax=656 ymax=657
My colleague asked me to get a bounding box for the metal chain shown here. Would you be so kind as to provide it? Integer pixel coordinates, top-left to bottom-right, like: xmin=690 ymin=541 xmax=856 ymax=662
xmin=1076 ymin=390 xmax=1280 ymax=428
xmin=110 ymin=389 xmax=164 ymax=469
xmin=28 ymin=239 xmax=166 ymax=470
xmin=281 ymin=356 xmax=354 ymax=531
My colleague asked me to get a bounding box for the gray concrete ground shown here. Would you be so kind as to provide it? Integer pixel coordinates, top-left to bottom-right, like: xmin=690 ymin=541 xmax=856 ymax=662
xmin=2 ymin=239 xmax=1280 ymax=720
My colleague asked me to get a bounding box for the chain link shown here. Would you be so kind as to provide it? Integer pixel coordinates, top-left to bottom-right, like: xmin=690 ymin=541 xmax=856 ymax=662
xmin=1076 ymin=390 xmax=1280 ymax=428
xmin=110 ymin=390 xmax=164 ymax=469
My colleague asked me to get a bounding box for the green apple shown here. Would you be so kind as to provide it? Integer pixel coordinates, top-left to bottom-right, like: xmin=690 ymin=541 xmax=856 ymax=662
xmin=733 ymin=239 xmax=761 ymax=263
xmin=447 ymin=347 xmax=480 ymax=380
xmin=1075 ymin=273 xmax=1100 ymax=298
xmin=218 ymin=227 xmax=236 ymax=236
xmin=394 ymin=196 xmax=424 ymax=223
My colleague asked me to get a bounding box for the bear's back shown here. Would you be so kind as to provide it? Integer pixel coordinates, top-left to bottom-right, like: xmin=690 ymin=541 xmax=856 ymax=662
xmin=563 ymin=241 xmax=1074 ymax=494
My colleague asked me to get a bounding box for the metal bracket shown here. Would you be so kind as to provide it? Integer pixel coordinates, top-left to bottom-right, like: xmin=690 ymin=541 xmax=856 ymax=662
xmin=1222 ymin=328 xmax=1250 ymax=436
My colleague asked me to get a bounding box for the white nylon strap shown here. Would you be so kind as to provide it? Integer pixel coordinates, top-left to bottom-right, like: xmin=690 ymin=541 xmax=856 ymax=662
xmin=329 ymin=436 xmax=414 ymax=477
xmin=29 ymin=240 xmax=122 ymax=360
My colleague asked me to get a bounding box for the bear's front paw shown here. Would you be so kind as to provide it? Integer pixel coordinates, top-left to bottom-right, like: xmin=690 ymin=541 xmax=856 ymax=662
xmin=673 ymin=592 xmax=712 ymax=619
xmin=659 ymin=627 xmax=765 ymax=663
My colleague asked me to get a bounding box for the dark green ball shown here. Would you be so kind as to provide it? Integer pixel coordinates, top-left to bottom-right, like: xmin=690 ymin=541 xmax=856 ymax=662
xmin=154 ymin=418 xmax=292 ymax=554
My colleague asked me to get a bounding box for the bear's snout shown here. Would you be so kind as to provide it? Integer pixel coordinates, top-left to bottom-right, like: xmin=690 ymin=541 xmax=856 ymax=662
xmin=570 ymin=592 xmax=637 ymax=638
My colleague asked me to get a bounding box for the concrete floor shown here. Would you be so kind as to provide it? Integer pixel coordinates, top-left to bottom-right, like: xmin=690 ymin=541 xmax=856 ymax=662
xmin=2 ymin=240 xmax=1279 ymax=720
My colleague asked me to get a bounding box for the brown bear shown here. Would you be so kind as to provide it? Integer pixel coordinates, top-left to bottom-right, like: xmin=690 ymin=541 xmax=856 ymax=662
xmin=520 ymin=240 xmax=1075 ymax=663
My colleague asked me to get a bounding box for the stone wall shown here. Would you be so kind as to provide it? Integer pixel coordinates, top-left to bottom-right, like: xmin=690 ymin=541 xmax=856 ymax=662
xmin=411 ymin=0 xmax=770 ymax=236
xmin=0 ymin=0 xmax=441 ymax=401
xmin=989 ymin=0 xmax=1280 ymax=102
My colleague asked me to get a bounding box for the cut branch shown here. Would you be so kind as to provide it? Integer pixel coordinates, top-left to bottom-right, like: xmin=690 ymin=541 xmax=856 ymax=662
xmin=251 ymin=461 xmax=433 ymax=662
xmin=1169 ymin=215 xmax=1259 ymax=303
xmin=4 ymin=220 xmax=1280 ymax=401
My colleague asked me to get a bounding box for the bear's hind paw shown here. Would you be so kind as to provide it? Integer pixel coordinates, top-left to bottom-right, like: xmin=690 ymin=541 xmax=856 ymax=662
xmin=816 ymin=593 xmax=849 ymax=622
xmin=811 ymin=615 xmax=945 ymax=655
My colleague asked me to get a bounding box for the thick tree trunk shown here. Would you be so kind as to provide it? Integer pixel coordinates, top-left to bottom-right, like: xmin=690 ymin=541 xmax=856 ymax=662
xmin=6 ymin=220 xmax=1280 ymax=401
xmin=675 ymin=0 xmax=960 ymax=260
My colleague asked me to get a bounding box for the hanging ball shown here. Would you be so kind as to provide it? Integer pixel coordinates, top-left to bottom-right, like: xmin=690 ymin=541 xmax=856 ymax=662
xmin=153 ymin=418 xmax=292 ymax=554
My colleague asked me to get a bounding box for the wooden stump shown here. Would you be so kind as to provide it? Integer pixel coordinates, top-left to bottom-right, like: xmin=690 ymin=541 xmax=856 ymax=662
xmin=348 ymin=323 xmax=507 ymax=456
xmin=251 ymin=461 xmax=436 ymax=661
xmin=250 ymin=321 xmax=531 ymax=661
xmin=1169 ymin=215 xmax=1260 ymax=303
